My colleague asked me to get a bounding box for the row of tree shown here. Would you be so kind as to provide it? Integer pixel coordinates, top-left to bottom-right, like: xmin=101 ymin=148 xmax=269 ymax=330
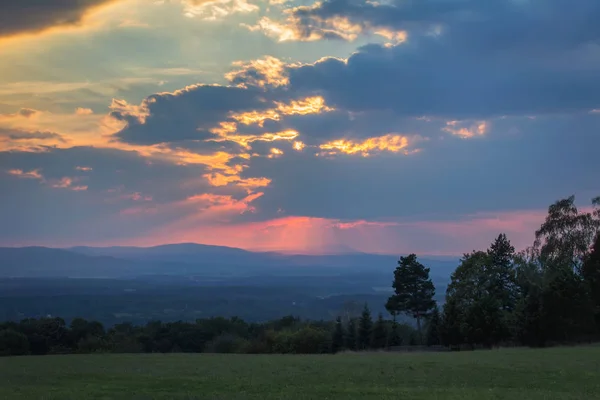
xmin=386 ymin=195 xmax=600 ymax=348
xmin=0 ymin=311 xmax=419 ymax=356
xmin=2 ymin=194 xmax=598 ymax=356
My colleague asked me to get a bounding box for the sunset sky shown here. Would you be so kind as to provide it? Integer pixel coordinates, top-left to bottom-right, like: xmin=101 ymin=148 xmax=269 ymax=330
xmin=1 ymin=0 xmax=598 ymax=254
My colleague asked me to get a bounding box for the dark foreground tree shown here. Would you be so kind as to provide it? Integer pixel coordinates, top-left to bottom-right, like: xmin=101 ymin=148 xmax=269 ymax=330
xmin=387 ymin=319 xmax=402 ymax=347
xmin=345 ymin=319 xmax=357 ymax=351
xmin=371 ymin=313 xmax=387 ymax=349
xmin=358 ymin=304 xmax=373 ymax=350
xmin=331 ymin=316 xmax=345 ymax=353
xmin=386 ymin=254 xmax=436 ymax=344
xmin=426 ymin=306 xmax=442 ymax=346
xmin=582 ymin=234 xmax=600 ymax=331
xmin=0 ymin=329 xmax=30 ymax=356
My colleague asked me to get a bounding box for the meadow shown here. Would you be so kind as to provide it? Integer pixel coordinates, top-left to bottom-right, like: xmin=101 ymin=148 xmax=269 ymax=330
xmin=1 ymin=346 xmax=600 ymax=400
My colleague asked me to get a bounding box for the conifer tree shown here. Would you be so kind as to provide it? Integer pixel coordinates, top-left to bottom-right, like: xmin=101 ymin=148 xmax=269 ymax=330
xmin=358 ymin=303 xmax=373 ymax=350
xmin=371 ymin=313 xmax=387 ymax=349
xmin=331 ymin=316 xmax=345 ymax=353
xmin=345 ymin=318 xmax=357 ymax=351
xmin=386 ymin=254 xmax=436 ymax=343
xmin=426 ymin=305 xmax=442 ymax=346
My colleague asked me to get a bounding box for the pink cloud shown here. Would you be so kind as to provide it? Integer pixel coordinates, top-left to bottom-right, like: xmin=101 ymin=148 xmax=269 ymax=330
xmin=6 ymin=168 xmax=43 ymax=180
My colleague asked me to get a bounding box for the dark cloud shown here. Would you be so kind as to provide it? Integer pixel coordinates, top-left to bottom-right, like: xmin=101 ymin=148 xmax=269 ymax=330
xmin=0 ymin=0 xmax=118 ymax=38
xmin=291 ymin=0 xmax=600 ymax=52
xmin=18 ymin=108 xmax=38 ymax=118
xmin=1 ymin=128 xmax=66 ymax=143
xmin=113 ymin=84 xmax=273 ymax=145
xmin=287 ymin=38 xmax=600 ymax=119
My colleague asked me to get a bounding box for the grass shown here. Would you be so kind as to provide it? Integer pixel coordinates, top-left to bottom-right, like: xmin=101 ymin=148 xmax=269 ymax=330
xmin=1 ymin=346 xmax=600 ymax=399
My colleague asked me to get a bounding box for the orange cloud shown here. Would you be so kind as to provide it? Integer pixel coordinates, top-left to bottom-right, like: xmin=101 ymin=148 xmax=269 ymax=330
xmin=75 ymin=107 xmax=94 ymax=115
xmin=225 ymin=56 xmax=290 ymax=88
xmin=243 ymin=6 xmax=406 ymax=44
xmin=210 ymin=129 xmax=299 ymax=149
xmin=319 ymin=134 xmax=414 ymax=156
xmin=228 ymin=96 xmax=334 ymax=128
xmin=443 ymin=120 xmax=489 ymax=138
xmin=268 ymin=147 xmax=284 ymax=158
xmin=244 ymin=14 xmax=363 ymax=42
xmin=293 ymin=141 xmax=305 ymax=151
xmin=204 ymin=173 xmax=271 ymax=189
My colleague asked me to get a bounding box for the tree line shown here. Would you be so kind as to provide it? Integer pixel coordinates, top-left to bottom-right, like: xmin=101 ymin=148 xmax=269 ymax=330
xmin=1 ymin=194 xmax=598 ymax=356
xmin=0 ymin=311 xmax=419 ymax=356
xmin=387 ymin=195 xmax=600 ymax=348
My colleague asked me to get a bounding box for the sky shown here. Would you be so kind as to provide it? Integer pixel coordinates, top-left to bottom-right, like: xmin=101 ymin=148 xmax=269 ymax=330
xmin=0 ymin=0 xmax=598 ymax=255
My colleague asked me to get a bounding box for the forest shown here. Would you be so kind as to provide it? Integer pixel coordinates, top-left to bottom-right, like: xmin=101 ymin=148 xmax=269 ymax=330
xmin=1 ymin=195 xmax=599 ymax=356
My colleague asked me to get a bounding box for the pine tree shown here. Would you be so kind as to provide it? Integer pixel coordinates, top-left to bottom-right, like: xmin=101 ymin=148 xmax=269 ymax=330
xmin=345 ymin=318 xmax=357 ymax=351
xmin=487 ymin=233 xmax=517 ymax=312
xmin=426 ymin=305 xmax=442 ymax=346
xmin=358 ymin=303 xmax=373 ymax=350
xmin=387 ymin=317 xmax=402 ymax=347
xmin=386 ymin=254 xmax=436 ymax=343
xmin=371 ymin=313 xmax=387 ymax=349
xmin=331 ymin=316 xmax=345 ymax=353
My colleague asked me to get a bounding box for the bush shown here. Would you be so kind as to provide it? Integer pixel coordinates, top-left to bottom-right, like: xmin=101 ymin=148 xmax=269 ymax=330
xmin=0 ymin=329 xmax=30 ymax=356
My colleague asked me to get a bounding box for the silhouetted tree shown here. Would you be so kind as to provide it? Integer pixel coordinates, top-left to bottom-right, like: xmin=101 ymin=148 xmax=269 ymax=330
xmin=387 ymin=319 xmax=402 ymax=347
xmin=426 ymin=306 xmax=442 ymax=346
xmin=371 ymin=313 xmax=387 ymax=349
xmin=0 ymin=329 xmax=29 ymax=356
xmin=583 ymin=233 xmax=600 ymax=331
xmin=345 ymin=318 xmax=358 ymax=351
xmin=358 ymin=303 xmax=373 ymax=350
xmin=386 ymin=254 xmax=436 ymax=344
xmin=331 ymin=316 xmax=345 ymax=353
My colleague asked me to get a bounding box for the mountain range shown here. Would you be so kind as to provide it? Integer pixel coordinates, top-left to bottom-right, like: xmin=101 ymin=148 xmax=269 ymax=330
xmin=0 ymin=243 xmax=459 ymax=281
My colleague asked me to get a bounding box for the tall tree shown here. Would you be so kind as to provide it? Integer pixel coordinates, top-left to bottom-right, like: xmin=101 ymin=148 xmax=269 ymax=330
xmin=440 ymin=297 xmax=462 ymax=348
xmin=386 ymin=254 xmax=436 ymax=343
xmin=345 ymin=319 xmax=357 ymax=351
xmin=487 ymin=234 xmax=518 ymax=312
xmin=371 ymin=313 xmax=387 ymax=349
xmin=426 ymin=306 xmax=442 ymax=346
xmin=534 ymin=195 xmax=599 ymax=273
xmin=387 ymin=319 xmax=402 ymax=347
xmin=331 ymin=316 xmax=345 ymax=354
xmin=444 ymin=250 xmax=509 ymax=347
xmin=582 ymin=234 xmax=600 ymax=330
xmin=358 ymin=303 xmax=373 ymax=350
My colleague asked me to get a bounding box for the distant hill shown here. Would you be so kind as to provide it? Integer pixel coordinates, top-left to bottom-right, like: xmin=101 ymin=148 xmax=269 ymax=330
xmin=0 ymin=247 xmax=139 ymax=278
xmin=0 ymin=244 xmax=458 ymax=281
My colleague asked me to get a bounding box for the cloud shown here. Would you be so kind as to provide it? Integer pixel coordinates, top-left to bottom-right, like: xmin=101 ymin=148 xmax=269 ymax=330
xmin=0 ymin=0 xmax=120 ymax=39
xmin=443 ymin=120 xmax=488 ymax=139
xmin=267 ymin=0 xmax=600 ymax=51
xmin=286 ymin=38 xmax=600 ymax=119
xmin=111 ymin=84 xmax=271 ymax=145
xmin=225 ymin=56 xmax=291 ymax=88
xmin=6 ymin=169 xmax=43 ymax=180
xmin=182 ymin=0 xmax=259 ymax=21
xmin=318 ymin=134 xmax=416 ymax=157
xmin=1 ymin=0 xmax=598 ymax=255
xmin=3 ymin=129 xmax=66 ymax=143
xmin=75 ymin=107 xmax=94 ymax=115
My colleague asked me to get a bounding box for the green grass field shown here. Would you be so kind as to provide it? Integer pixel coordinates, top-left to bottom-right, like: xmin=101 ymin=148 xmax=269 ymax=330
xmin=1 ymin=346 xmax=600 ymax=400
